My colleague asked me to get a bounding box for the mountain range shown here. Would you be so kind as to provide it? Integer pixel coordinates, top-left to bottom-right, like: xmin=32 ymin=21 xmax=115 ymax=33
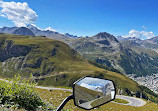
xmin=1 ymin=24 xmax=158 ymax=103
xmin=0 ymin=33 xmax=158 ymax=103
xmin=66 ymin=33 xmax=158 ymax=76
xmin=1 ymin=25 xmax=158 ymax=77
xmin=0 ymin=25 xmax=76 ymax=41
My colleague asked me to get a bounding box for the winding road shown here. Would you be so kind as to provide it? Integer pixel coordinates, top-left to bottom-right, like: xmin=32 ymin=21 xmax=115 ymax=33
xmin=114 ymin=95 xmax=146 ymax=107
xmin=36 ymin=86 xmax=72 ymax=92
xmin=25 ymin=85 xmax=147 ymax=107
xmin=36 ymin=86 xmax=146 ymax=107
xmin=0 ymin=78 xmax=146 ymax=107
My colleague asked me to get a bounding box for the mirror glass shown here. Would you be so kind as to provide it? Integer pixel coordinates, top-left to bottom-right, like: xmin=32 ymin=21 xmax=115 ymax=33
xmin=74 ymin=77 xmax=115 ymax=109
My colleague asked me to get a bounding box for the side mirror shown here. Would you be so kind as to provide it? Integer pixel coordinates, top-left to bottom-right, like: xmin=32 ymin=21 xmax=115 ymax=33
xmin=73 ymin=77 xmax=116 ymax=110
xmin=56 ymin=77 xmax=116 ymax=111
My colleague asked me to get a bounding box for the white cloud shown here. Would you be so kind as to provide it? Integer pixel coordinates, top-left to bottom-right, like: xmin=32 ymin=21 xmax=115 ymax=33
xmin=141 ymin=31 xmax=155 ymax=39
xmin=0 ymin=1 xmax=38 ymax=27
xmin=123 ymin=30 xmax=155 ymax=39
xmin=80 ymin=83 xmax=101 ymax=90
xmin=44 ymin=26 xmax=56 ymax=32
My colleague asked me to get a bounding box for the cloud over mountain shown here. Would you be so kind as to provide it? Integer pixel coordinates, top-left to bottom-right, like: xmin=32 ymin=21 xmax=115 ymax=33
xmin=123 ymin=30 xmax=155 ymax=39
xmin=0 ymin=1 xmax=38 ymax=27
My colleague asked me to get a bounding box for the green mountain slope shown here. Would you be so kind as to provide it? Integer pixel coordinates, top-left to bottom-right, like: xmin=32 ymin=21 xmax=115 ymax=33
xmin=0 ymin=33 xmax=157 ymax=103
xmin=66 ymin=32 xmax=158 ymax=76
xmin=119 ymin=38 xmax=158 ymax=76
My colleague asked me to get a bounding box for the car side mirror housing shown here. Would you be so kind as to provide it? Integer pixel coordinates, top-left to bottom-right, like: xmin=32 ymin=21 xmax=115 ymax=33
xmin=73 ymin=77 xmax=116 ymax=110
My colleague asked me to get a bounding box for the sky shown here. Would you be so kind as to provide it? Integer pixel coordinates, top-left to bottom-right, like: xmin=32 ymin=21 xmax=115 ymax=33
xmin=77 ymin=77 xmax=109 ymax=90
xmin=0 ymin=0 xmax=158 ymax=39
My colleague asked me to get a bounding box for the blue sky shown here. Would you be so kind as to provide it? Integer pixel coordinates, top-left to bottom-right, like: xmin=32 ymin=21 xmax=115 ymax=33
xmin=0 ymin=0 xmax=158 ymax=38
xmin=77 ymin=77 xmax=110 ymax=90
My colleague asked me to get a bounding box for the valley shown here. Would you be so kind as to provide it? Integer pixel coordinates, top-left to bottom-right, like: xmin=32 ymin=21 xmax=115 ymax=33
xmin=0 ymin=29 xmax=158 ymax=110
xmin=1 ymin=26 xmax=158 ymax=77
xmin=0 ymin=33 xmax=146 ymax=97
xmin=128 ymin=74 xmax=158 ymax=94
xmin=0 ymin=0 xmax=158 ymax=110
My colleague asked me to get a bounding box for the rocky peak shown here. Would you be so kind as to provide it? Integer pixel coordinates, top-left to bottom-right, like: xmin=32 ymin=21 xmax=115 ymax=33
xmin=0 ymin=27 xmax=18 ymax=34
xmin=126 ymin=37 xmax=142 ymax=41
xmin=27 ymin=24 xmax=41 ymax=32
xmin=64 ymin=33 xmax=78 ymax=38
xmin=13 ymin=27 xmax=35 ymax=36
xmin=96 ymin=32 xmax=112 ymax=37
xmin=92 ymin=32 xmax=119 ymax=43
xmin=145 ymin=36 xmax=158 ymax=44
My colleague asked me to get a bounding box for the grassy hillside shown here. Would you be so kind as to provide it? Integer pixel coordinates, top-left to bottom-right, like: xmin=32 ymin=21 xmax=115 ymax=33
xmin=0 ymin=33 xmax=157 ymax=103
xmin=65 ymin=33 xmax=158 ymax=76
xmin=36 ymin=88 xmax=158 ymax=111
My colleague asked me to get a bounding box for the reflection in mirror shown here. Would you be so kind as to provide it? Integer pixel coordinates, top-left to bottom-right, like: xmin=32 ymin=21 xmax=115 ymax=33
xmin=74 ymin=77 xmax=115 ymax=109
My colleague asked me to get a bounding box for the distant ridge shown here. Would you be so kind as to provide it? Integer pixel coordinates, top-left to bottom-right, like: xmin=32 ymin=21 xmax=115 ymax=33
xmin=0 ymin=25 xmax=77 ymax=42
xmin=1 ymin=26 xmax=158 ymax=77
xmin=13 ymin=27 xmax=35 ymax=36
xmin=65 ymin=32 xmax=158 ymax=76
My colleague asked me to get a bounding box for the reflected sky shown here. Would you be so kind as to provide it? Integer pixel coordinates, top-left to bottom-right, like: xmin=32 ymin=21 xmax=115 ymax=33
xmin=77 ymin=77 xmax=109 ymax=90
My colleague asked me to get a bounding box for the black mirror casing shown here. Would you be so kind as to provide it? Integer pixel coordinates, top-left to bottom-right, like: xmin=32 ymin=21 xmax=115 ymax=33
xmin=73 ymin=76 xmax=116 ymax=110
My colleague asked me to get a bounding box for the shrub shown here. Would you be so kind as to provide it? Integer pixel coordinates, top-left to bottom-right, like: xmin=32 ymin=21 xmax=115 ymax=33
xmin=0 ymin=74 xmax=46 ymax=110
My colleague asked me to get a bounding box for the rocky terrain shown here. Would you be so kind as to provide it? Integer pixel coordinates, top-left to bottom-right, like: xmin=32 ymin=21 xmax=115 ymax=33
xmin=1 ymin=26 xmax=158 ymax=77
xmin=13 ymin=27 xmax=35 ymax=36
xmin=119 ymin=36 xmax=158 ymax=93
xmin=0 ymin=27 xmax=18 ymax=34
xmin=65 ymin=32 xmax=158 ymax=76
xmin=0 ymin=25 xmax=72 ymax=42
xmin=119 ymin=36 xmax=158 ymax=51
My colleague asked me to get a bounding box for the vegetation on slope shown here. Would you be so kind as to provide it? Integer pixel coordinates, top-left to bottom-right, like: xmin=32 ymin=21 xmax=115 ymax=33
xmin=0 ymin=75 xmax=52 ymax=111
xmin=0 ymin=33 xmax=158 ymax=103
xmin=118 ymin=48 xmax=158 ymax=76
xmin=66 ymin=33 xmax=158 ymax=76
xmin=113 ymin=98 xmax=129 ymax=104
xmin=120 ymin=39 xmax=158 ymax=76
